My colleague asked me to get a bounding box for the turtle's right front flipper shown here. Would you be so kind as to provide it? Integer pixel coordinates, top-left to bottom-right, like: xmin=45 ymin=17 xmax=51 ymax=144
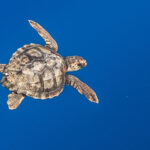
xmin=65 ymin=75 xmax=99 ymax=104
xmin=0 ymin=64 xmax=7 ymax=73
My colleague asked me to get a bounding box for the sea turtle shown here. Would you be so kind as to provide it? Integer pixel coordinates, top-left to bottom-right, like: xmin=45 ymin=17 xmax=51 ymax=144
xmin=0 ymin=20 xmax=99 ymax=110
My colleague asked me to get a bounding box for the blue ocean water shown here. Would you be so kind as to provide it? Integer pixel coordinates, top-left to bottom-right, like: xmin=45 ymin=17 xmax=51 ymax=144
xmin=0 ymin=0 xmax=150 ymax=150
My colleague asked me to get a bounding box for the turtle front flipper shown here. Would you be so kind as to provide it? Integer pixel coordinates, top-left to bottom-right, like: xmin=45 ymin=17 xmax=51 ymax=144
xmin=28 ymin=20 xmax=58 ymax=52
xmin=65 ymin=75 xmax=99 ymax=103
xmin=7 ymin=92 xmax=25 ymax=110
xmin=0 ymin=64 xmax=7 ymax=73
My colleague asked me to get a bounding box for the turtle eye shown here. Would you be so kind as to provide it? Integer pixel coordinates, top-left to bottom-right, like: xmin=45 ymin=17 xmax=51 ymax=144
xmin=78 ymin=64 xmax=83 ymax=68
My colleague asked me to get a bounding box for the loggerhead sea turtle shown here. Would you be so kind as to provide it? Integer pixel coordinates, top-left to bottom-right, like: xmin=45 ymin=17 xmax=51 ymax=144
xmin=0 ymin=20 xmax=99 ymax=110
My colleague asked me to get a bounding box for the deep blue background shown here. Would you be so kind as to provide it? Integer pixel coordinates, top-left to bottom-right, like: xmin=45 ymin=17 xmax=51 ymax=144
xmin=0 ymin=0 xmax=150 ymax=150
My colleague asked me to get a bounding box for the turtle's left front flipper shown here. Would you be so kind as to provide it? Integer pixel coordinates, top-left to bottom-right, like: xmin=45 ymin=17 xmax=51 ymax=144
xmin=0 ymin=64 xmax=6 ymax=73
xmin=28 ymin=20 xmax=58 ymax=52
xmin=7 ymin=92 xmax=25 ymax=110
xmin=65 ymin=75 xmax=99 ymax=104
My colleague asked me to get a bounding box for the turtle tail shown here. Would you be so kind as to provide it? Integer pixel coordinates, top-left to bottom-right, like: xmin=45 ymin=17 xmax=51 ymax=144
xmin=0 ymin=64 xmax=6 ymax=73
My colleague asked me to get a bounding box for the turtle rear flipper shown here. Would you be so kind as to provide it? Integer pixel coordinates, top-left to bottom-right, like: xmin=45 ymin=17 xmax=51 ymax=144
xmin=0 ymin=64 xmax=6 ymax=73
xmin=7 ymin=92 xmax=25 ymax=110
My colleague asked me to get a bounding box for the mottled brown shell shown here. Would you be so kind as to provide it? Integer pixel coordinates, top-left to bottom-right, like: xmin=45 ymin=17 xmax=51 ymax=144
xmin=2 ymin=44 xmax=66 ymax=99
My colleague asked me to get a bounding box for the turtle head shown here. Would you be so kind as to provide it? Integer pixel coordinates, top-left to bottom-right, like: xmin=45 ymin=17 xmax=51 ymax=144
xmin=64 ymin=56 xmax=87 ymax=72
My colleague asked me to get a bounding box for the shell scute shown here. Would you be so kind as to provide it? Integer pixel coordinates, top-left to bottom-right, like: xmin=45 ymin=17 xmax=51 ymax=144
xmin=26 ymin=49 xmax=42 ymax=57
